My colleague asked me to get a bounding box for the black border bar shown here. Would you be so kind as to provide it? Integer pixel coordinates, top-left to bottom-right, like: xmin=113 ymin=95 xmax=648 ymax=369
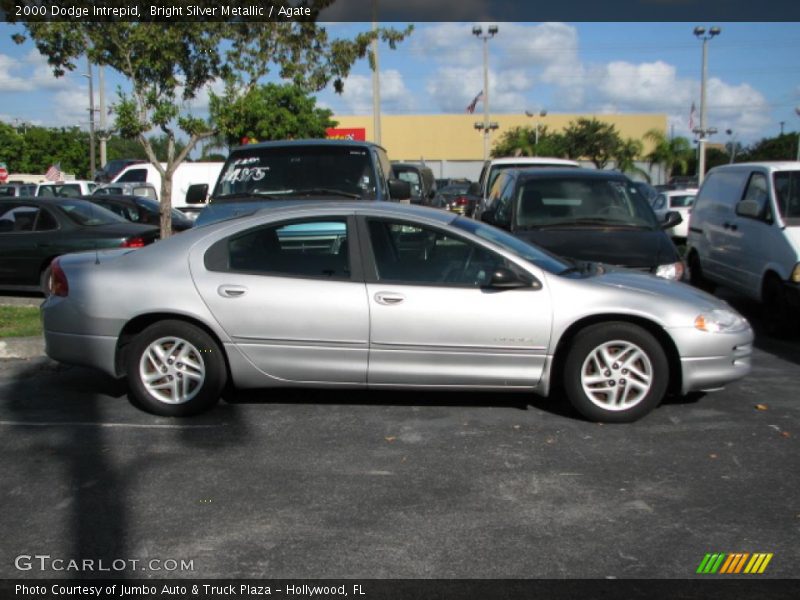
xmin=1 ymin=0 xmax=799 ymax=22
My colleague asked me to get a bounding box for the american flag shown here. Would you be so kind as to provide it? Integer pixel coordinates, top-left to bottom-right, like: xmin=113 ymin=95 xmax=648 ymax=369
xmin=45 ymin=163 xmax=63 ymax=181
xmin=689 ymin=102 xmax=697 ymax=131
xmin=466 ymin=91 xmax=483 ymax=114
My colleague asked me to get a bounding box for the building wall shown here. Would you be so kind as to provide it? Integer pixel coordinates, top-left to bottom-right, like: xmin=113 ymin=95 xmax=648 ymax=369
xmin=332 ymin=113 xmax=667 ymax=162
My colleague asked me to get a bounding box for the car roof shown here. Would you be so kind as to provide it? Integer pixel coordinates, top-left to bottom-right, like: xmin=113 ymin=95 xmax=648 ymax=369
xmin=709 ymin=161 xmax=800 ymax=172
xmin=514 ymin=168 xmax=629 ymax=181
xmin=199 ymin=201 xmax=456 ymax=229
xmin=229 ymin=138 xmax=387 ymax=153
xmin=488 ymin=157 xmax=581 ymax=167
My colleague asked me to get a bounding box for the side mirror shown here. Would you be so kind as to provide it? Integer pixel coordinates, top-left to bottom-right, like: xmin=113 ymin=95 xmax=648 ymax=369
xmin=185 ymin=183 xmax=209 ymax=205
xmin=487 ymin=267 xmax=529 ymax=289
xmin=467 ymin=182 xmax=481 ymax=196
xmin=388 ymin=179 xmax=411 ymax=201
xmin=735 ymin=198 xmax=761 ymax=219
xmin=661 ymin=210 xmax=683 ymax=230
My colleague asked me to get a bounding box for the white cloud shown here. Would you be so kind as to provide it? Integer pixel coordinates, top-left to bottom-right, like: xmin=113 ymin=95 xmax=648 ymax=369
xmin=334 ymin=69 xmax=415 ymax=115
xmin=0 ymin=50 xmax=75 ymax=93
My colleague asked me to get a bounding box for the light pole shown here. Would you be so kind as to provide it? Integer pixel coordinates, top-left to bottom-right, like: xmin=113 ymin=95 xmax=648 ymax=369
xmin=795 ymin=106 xmax=800 ymax=161
xmin=82 ymin=57 xmax=97 ymax=177
xmin=473 ymin=24 xmax=498 ymax=161
xmin=525 ymin=109 xmax=547 ymax=155
xmin=693 ymin=26 xmax=721 ymax=186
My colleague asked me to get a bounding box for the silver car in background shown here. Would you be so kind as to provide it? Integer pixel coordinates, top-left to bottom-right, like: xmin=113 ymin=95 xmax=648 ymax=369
xmin=42 ymin=203 xmax=753 ymax=422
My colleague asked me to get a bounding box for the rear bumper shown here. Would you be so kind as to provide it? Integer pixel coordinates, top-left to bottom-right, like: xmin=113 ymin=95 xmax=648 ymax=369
xmin=44 ymin=330 xmax=119 ymax=378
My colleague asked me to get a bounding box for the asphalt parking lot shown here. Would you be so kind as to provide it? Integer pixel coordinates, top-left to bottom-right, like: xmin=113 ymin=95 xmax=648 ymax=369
xmin=0 ymin=290 xmax=798 ymax=579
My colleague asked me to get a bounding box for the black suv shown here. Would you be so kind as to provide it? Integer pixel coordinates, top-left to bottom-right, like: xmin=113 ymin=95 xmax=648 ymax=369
xmin=480 ymin=168 xmax=686 ymax=280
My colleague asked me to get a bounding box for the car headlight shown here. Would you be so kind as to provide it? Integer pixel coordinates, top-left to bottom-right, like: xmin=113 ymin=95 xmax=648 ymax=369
xmin=694 ymin=309 xmax=749 ymax=333
xmin=655 ymin=261 xmax=685 ymax=281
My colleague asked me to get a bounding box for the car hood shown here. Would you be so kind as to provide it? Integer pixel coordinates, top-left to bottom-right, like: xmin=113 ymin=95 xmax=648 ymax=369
xmin=588 ymin=268 xmax=727 ymax=312
xmin=512 ymin=227 xmax=678 ymax=268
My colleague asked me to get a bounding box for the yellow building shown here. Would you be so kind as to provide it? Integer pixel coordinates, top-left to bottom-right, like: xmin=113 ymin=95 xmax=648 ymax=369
xmin=332 ymin=113 xmax=668 ymax=162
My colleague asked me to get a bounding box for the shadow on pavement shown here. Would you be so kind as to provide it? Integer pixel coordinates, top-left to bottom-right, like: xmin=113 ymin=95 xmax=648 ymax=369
xmin=3 ymin=360 xmax=251 ymax=579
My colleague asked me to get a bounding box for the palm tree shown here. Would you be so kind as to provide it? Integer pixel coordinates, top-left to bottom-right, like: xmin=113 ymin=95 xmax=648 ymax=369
xmin=613 ymin=138 xmax=649 ymax=180
xmin=644 ymin=129 xmax=692 ymax=180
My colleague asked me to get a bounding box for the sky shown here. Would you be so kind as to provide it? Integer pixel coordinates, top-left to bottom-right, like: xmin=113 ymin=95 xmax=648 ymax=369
xmin=1 ymin=21 xmax=799 ymax=147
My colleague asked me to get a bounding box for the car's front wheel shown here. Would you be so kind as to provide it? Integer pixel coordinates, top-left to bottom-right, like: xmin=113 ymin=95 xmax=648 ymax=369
xmin=125 ymin=320 xmax=226 ymax=416
xmin=562 ymin=322 xmax=669 ymax=423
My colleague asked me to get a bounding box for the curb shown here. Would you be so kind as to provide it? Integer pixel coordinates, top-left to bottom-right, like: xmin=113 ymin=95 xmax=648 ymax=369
xmin=0 ymin=336 xmax=46 ymax=359
xmin=0 ymin=296 xmax=43 ymax=307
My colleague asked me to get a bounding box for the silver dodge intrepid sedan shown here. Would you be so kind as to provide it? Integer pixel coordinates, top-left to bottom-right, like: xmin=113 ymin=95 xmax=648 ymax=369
xmin=42 ymin=202 xmax=753 ymax=422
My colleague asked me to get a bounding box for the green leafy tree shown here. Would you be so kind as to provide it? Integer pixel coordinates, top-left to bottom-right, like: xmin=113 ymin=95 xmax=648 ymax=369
xmin=740 ymin=133 xmax=799 ymax=162
xmin=643 ymin=129 xmax=692 ymax=180
xmin=212 ymin=83 xmax=337 ymax=147
xmin=561 ymin=118 xmax=622 ymax=169
xmin=491 ymin=125 xmax=568 ymax=159
xmin=13 ymin=8 xmax=411 ymax=236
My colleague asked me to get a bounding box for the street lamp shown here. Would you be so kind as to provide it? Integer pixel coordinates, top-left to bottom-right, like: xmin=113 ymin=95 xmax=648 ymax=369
xmin=693 ymin=25 xmax=721 ymax=186
xmin=725 ymin=129 xmax=738 ymax=164
xmin=525 ymin=109 xmax=547 ymax=155
xmin=473 ymin=24 xmax=499 ymax=161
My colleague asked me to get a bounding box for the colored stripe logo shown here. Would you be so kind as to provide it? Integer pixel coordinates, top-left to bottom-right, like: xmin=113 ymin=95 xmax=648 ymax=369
xmin=696 ymin=553 xmax=773 ymax=574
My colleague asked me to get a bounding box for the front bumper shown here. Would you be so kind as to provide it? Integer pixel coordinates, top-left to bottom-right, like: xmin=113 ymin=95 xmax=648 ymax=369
xmin=668 ymin=326 xmax=755 ymax=394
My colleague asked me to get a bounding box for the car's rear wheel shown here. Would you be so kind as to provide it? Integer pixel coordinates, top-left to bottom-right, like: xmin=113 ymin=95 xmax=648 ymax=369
xmin=563 ymin=322 xmax=669 ymax=423
xmin=125 ymin=320 xmax=225 ymax=416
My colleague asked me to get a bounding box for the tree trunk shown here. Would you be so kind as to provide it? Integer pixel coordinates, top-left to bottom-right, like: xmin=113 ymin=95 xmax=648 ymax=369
xmin=160 ymin=175 xmax=173 ymax=239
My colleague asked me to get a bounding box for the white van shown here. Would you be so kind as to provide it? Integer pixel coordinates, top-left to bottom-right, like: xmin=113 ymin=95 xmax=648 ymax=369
xmin=686 ymin=161 xmax=800 ymax=328
xmin=111 ymin=161 xmax=223 ymax=217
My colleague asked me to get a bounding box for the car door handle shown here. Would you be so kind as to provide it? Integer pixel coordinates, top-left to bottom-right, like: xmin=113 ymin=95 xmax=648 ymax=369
xmin=374 ymin=291 xmax=405 ymax=305
xmin=218 ymin=285 xmax=247 ymax=298
xmin=723 ymin=222 xmax=738 ymax=231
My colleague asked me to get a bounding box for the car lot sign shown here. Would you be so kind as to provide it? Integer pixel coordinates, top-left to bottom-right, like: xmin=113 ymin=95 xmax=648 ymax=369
xmin=325 ymin=128 xmax=366 ymax=141
xmin=0 ymin=162 xmax=8 ymax=183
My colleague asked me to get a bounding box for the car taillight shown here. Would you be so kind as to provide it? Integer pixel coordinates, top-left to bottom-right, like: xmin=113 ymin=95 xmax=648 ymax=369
xmin=455 ymin=196 xmax=469 ymax=205
xmin=121 ymin=236 xmax=147 ymax=248
xmin=49 ymin=258 xmax=69 ymax=297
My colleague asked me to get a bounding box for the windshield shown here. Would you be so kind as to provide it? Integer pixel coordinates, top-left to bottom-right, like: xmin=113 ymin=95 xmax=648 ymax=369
xmin=451 ymin=216 xmax=572 ymax=275
xmin=487 ymin=162 xmax=576 ymax=192
xmin=774 ymin=170 xmax=800 ymax=221
xmin=213 ymin=145 xmax=377 ymax=199
xmin=56 ymin=199 xmax=127 ymax=226
xmin=514 ymin=177 xmax=658 ymax=229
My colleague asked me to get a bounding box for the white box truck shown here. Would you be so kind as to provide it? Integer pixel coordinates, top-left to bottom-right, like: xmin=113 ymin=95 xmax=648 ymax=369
xmin=110 ymin=161 xmax=223 ymax=218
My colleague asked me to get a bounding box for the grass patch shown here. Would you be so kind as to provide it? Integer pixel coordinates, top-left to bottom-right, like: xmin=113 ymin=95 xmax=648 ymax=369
xmin=0 ymin=306 xmax=42 ymax=338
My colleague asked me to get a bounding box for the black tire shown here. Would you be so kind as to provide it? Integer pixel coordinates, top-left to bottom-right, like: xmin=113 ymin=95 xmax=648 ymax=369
xmin=688 ymin=250 xmax=715 ymax=292
xmin=125 ymin=320 xmax=226 ymax=416
xmin=562 ymin=322 xmax=669 ymax=423
xmin=762 ymin=276 xmax=795 ymax=338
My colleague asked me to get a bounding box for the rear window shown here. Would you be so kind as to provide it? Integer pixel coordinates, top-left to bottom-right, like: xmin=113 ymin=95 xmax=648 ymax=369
xmin=56 ymin=199 xmax=127 ymax=226
xmin=214 ymin=145 xmax=376 ymax=200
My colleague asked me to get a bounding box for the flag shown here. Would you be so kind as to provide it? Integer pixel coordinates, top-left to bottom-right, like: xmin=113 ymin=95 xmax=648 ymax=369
xmin=689 ymin=102 xmax=697 ymax=131
xmin=45 ymin=163 xmax=63 ymax=181
xmin=466 ymin=91 xmax=483 ymax=114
